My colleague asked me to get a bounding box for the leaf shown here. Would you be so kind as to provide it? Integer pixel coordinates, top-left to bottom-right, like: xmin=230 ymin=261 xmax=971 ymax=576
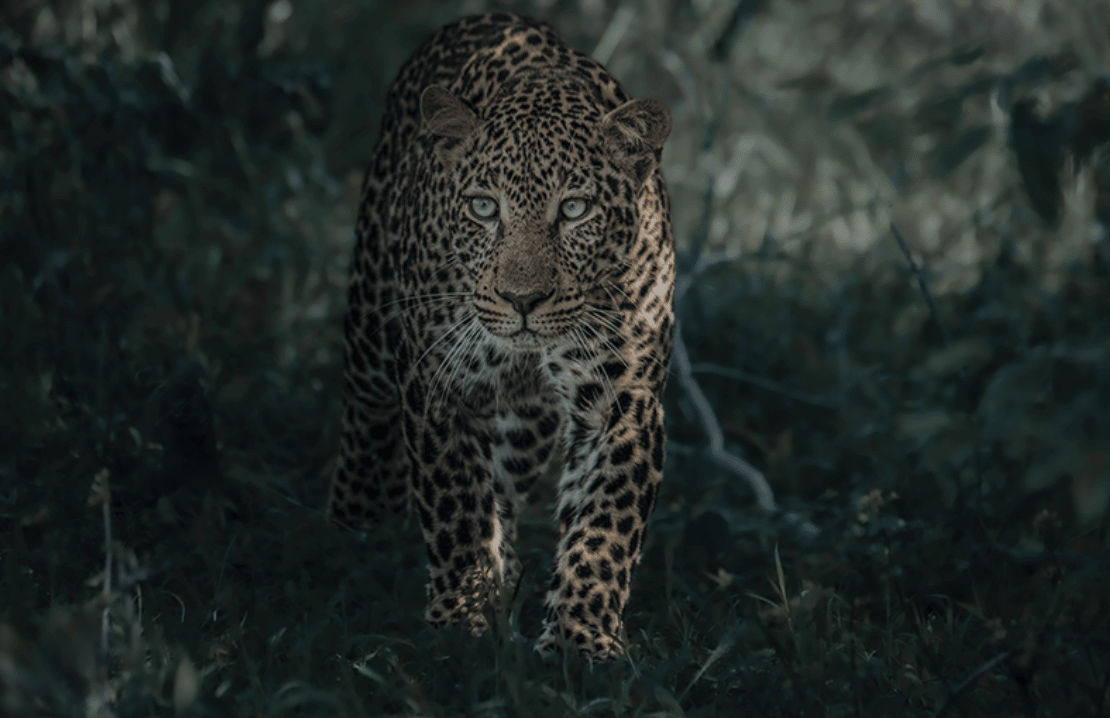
xmin=931 ymin=125 xmax=992 ymax=177
xmin=827 ymin=87 xmax=892 ymax=123
xmin=978 ymin=354 xmax=1048 ymax=442
xmin=173 ymin=654 xmax=199 ymax=711
xmin=914 ymin=93 xmax=966 ymax=131
xmin=1010 ymin=100 xmax=1066 ymax=222
xmin=1073 ymin=451 xmax=1110 ymax=524
xmin=918 ymin=338 xmax=992 ymax=377
xmin=776 ymin=70 xmax=834 ymax=92
xmin=896 ymin=410 xmax=952 ymax=442
xmin=948 ymin=46 xmax=984 ymax=66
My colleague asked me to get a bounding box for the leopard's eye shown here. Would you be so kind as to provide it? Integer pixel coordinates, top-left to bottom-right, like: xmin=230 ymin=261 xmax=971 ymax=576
xmin=560 ymin=198 xmax=590 ymax=220
xmin=468 ymin=197 xmax=499 ymax=220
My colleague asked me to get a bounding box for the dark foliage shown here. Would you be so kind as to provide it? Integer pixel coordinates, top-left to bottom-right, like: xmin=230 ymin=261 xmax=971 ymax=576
xmin=1 ymin=1 xmax=1107 ymax=716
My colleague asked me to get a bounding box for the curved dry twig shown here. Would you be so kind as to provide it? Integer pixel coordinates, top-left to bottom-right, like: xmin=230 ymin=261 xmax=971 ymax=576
xmin=671 ymin=314 xmax=820 ymax=537
xmin=668 ymin=68 xmax=819 ymax=537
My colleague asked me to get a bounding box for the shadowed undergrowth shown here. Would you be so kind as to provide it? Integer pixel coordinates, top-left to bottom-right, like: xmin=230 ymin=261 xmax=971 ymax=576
xmin=1 ymin=1 xmax=1108 ymax=716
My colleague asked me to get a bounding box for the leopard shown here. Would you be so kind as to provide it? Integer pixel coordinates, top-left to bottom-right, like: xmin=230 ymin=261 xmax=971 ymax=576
xmin=326 ymin=12 xmax=675 ymax=662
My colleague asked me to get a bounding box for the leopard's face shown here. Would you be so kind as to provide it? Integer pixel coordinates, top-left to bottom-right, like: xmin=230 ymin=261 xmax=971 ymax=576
xmin=433 ymin=77 xmax=647 ymax=353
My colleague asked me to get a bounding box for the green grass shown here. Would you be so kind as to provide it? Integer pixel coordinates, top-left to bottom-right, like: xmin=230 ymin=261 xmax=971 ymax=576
xmin=2 ymin=0 xmax=1108 ymax=716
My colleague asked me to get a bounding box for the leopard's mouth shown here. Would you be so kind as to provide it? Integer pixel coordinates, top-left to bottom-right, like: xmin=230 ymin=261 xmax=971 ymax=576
xmin=501 ymin=325 xmax=561 ymax=350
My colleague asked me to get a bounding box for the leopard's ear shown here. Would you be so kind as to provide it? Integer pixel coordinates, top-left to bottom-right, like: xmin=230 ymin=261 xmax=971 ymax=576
xmin=600 ymin=98 xmax=672 ymax=184
xmin=421 ymin=86 xmax=478 ymax=165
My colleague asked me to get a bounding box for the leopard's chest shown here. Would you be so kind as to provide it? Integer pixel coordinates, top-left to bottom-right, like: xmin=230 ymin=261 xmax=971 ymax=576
xmin=401 ymin=322 xmax=549 ymax=415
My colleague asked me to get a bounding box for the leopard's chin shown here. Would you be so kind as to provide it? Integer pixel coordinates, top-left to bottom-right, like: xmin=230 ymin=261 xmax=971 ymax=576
xmin=501 ymin=327 xmax=562 ymax=351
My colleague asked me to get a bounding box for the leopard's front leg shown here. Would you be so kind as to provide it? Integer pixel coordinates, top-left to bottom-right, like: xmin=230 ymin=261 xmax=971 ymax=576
xmin=400 ymin=376 xmax=510 ymax=637
xmin=537 ymin=387 xmax=664 ymax=661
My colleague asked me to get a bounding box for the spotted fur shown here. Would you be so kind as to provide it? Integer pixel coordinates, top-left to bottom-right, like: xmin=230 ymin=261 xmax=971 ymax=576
xmin=327 ymin=12 xmax=675 ymax=661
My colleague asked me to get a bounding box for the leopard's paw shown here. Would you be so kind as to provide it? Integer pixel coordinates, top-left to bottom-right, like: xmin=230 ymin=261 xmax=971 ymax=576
xmin=425 ymin=594 xmax=490 ymax=637
xmin=534 ymin=620 xmax=623 ymax=663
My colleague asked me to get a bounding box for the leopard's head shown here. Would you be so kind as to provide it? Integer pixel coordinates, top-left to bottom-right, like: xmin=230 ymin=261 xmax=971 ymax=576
xmin=420 ymin=72 xmax=670 ymax=352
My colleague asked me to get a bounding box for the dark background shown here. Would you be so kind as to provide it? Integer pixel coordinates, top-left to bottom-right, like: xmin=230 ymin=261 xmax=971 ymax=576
xmin=1 ymin=1 xmax=1108 ymax=715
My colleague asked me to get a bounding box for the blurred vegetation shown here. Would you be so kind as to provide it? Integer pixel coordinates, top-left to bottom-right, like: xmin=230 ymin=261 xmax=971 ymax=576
xmin=1 ymin=0 xmax=1108 ymax=716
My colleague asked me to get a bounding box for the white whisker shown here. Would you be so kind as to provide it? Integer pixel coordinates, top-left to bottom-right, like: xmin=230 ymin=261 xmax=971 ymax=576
xmin=583 ymin=303 xmax=676 ymax=382
xmin=370 ymin=292 xmax=472 ymax=317
xmin=424 ymin=316 xmax=482 ymax=422
xmin=574 ymin=323 xmax=620 ymax=413
xmin=413 ymin=312 xmax=474 ymax=376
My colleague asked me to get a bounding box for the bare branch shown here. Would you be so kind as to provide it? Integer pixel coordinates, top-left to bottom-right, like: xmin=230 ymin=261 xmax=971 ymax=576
xmin=672 ymin=317 xmax=819 ymax=537
xmin=890 ymin=223 xmax=950 ymax=347
xmin=668 ymin=64 xmax=818 ymax=537
xmin=690 ymin=362 xmax=834 ymax=410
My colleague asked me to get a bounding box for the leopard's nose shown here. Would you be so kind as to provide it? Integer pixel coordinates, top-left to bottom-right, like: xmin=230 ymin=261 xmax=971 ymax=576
xmin=496 ymin=288 xmax=553 ymax=317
